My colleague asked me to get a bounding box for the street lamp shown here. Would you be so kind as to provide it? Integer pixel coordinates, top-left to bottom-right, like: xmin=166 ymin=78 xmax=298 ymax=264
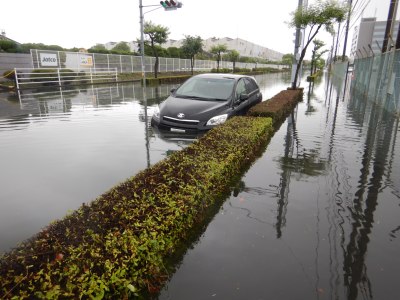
xmin=138 ymin=0 xmax=183 ymax=167
xmin=138 ymin=0 xmax=183 ymax=87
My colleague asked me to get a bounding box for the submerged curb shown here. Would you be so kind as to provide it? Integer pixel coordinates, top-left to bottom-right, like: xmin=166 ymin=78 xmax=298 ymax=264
xmin=0 ymin=89 xmax=302 ymax=299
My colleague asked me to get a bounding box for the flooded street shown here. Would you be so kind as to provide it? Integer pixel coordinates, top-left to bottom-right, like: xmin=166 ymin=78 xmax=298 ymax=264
xmin=159 ymin=75 xmax=400 ymax=299
xmin=0 ymin=72 xmax=290 ymax=254
xmin=1 ymin=71 xmax=399 ymax=299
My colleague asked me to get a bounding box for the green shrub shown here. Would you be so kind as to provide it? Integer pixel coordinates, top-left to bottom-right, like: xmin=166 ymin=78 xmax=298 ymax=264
xmin=248 ymin=89 xmax=303 ymax=125
xmin=210 ymin=68 xmax=232 ymax=73
xmin=0 ymin=116 xmax=273 ymax=299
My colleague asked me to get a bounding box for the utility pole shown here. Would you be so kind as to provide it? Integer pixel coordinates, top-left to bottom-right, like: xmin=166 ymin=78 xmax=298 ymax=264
xmin=139 ymin=0 xmax=146 ymax=86
xmin=291 ymin=0 xmax=306 ymax=88
xmin=342 ymin=0 xmax=353 ymax=61
xmin=397 ymin=19 xmax=400 ymax=49
xmin=382 ymin=0 xmax=399 ymax=52
xmin=334 ymin=22 xmax=341 ymax=61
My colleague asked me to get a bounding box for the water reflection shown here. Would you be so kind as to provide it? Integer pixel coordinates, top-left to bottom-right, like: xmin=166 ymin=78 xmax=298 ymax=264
xmin=13 ymin=83 xmax=176 ymax=115
xmin=342 ymin=88 xmax=399 ymax=299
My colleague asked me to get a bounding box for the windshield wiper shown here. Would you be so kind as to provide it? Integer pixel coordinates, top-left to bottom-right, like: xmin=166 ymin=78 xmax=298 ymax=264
xmin=176 ymin=95 xmax=209 ymax=100
xmin=176 ymin=94 xmax=226 ymax=101
xmin=207 ymin=98 xmax=227 ymax=101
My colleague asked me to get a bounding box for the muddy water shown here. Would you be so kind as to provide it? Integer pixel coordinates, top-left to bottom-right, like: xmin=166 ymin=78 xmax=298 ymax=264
xmin=158 ymin=75 xmax=400 ymax=299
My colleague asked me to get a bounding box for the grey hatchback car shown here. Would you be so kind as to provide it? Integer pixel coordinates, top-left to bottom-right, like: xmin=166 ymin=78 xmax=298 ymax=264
xmin=151 ymin=73 xmax=262 ymax=132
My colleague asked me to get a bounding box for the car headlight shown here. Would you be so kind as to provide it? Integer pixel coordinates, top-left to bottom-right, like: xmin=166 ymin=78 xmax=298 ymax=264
xmin=206 ymin=114 xmax=228 ymax=126
xmin=153 ymin=106 xmax=160 ymax=120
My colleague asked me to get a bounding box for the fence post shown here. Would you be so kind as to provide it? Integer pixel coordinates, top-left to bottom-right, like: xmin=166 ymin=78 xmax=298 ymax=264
xmin=93 ymin=54 xmax=97 ymax=69
xmin=57 ymin=68 xmax=62 ymax=86
xmin=14 ymin=68 xmax=20 ymax=90
xmin=35 ymin=50 xmax=40 ymax=68
xmin=107 ymin=54 xmax=110 ymax=70
xmin=90 ymin=68 xmax=93 ymax=84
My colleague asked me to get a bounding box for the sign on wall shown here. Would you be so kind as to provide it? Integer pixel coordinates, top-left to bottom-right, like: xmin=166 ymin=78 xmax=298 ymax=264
xmin=80 ymin=54 xmax=93 ymax=67
xmin=39 ymin=53 xmax=58 ymax=67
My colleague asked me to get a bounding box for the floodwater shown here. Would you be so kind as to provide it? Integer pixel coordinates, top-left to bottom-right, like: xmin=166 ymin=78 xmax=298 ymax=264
xmin=1 ymin=71 xmax=399 ymax=300
xmin=0 ymin=73 xmax=290 ymax=254
xmin=158 ymin=75 xmax=400 ymax=299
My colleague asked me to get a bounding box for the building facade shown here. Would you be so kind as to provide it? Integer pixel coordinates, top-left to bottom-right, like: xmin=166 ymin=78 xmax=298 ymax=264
xmin=351 ymin=17 xmax=399 ymax=57
xmin=163 ymin=37 xmax=284 ymax=61
xmin=102 ymin=37 xmax=283 ymax=61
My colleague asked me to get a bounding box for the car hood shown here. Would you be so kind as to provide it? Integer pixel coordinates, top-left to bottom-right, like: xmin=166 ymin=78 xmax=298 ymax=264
xmin=159 ymin=96 xmax=230 ymax=120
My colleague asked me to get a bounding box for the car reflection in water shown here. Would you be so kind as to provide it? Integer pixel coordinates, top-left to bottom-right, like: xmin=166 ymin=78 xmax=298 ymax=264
xmin=151 ymin=124 xmax=206 ymax=156
xmin=151 ymin=73 xmax=262 ymax=132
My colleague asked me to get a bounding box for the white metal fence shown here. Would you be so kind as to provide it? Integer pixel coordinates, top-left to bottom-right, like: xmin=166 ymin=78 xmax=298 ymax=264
xmin=30 ymin=49 xmax=282 ymax=73
xmin=14 ymin=68 xmax=118 ymax=89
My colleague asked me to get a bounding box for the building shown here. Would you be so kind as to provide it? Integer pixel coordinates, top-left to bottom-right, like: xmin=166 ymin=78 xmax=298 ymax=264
xmin=104 ymin=41 xmax=138 ymax=52
xmin=101 ymin=36 xmax=284 ymax=61
xmin=351 ymin=17 xmax=399 ymax=57
xmin=163 ymin=37 xmax=284 ymax=61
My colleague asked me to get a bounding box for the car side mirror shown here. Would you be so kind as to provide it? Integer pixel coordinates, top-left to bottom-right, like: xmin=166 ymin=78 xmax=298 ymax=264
xmin=240 ymin=93 xmax=249 ymax=101
xmin=170 ymin=88 xmax=177 ymax=94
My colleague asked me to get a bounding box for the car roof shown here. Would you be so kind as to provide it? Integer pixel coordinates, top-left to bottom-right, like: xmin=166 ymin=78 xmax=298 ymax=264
xmin=193 ymin=73 xmax=254 ymax=81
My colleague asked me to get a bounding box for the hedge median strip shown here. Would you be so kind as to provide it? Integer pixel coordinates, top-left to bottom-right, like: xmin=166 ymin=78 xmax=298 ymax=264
xmin=0 ymin=88 xmax=303 ymax=299
xmin=0 ymin=116 xmax=273 ymax=299
xmin=248 ymin=89 xmax=303 ymax=125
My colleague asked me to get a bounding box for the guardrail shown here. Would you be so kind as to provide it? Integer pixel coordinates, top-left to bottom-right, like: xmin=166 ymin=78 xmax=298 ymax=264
xmin=14 ymin=68 xmax=118 ymax=89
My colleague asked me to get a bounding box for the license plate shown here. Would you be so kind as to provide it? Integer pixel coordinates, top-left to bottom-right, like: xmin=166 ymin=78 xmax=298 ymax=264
xmin=170 ymin=128 xmax=186 ymax=133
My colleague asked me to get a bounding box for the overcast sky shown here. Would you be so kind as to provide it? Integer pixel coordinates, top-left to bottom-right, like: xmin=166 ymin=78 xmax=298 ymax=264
xmin=1 ymin=0 xmax=396 ymax=55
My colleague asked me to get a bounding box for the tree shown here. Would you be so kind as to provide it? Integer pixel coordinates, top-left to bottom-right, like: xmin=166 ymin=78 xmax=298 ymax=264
xmin=167 ymin=47 xmax=182 ymax=58
xmin=210 ymin=44 xmax=228 ymax=72
xmin=0 ymin=40 xmax=21 ymax=53
xmin=181 ymin=35 xmax=203 ymax=75
xmin=88 ymin=43 xmax=110 ymax=54
xmin=225 ymin=50 xmax=240 ymax=72
xmin=112 ymin=42 xmax=131 ymax=54
xmin=143 ymin=21 xmax=169 ymax=78
xmin=282 ymin=53 xmax=294 ymax=69
xmin=289 ymin=0 xmax=347 ymax=88
xmin=310 ymin=39 xmax=325 ymax=75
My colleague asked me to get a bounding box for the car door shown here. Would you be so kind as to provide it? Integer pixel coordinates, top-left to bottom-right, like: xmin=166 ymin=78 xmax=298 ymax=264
xmin=244 ymin=77 xmax=262 ymax=106
xmin=232 ymin=78 xmax=249 ymax=115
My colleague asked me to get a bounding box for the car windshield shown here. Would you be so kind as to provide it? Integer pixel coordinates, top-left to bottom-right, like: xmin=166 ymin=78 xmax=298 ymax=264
xmin=175 ymin=77 xmax=235 ymax=101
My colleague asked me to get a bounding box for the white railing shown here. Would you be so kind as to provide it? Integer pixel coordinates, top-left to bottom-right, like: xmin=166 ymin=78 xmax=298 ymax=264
xmin=14 ymin=68 xmax=118 ymax=89
xmin=30 ymin=49 xmax=282 ymax=74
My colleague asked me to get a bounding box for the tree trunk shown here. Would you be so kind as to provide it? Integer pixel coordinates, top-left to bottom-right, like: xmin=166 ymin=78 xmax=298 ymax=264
xmin=154 ymin=56 xmax=159 ymax=78
xmin=150 ymin=40 xmax=158 ymax=79
xmin=291 ymin=25 xmax=322 ymax=89
xmin=191 ymin=56 xmax=194 ymax=75
xmin=292 ymin=47 xmax=306 ymax=88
